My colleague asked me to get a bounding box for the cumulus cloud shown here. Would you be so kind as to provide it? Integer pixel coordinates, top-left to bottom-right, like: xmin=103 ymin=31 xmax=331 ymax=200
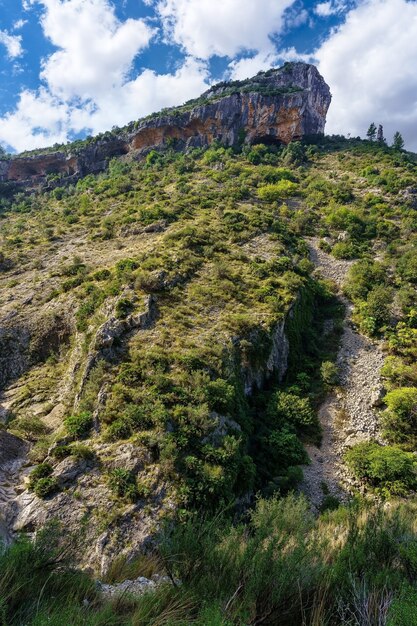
xmin=228 ymin=52 xmax=280 ymax=81
xmin=154 ymin=0 xmax=295 ymax=59
xmin=229 ymin=47 xmax=311 ymax=81
xmin=69 ymin=56 xmax=210 ymax=135
xmin=316 ymin=0 xmax=417 ymax=150
xmin=0 ymin=30 xmax=23 ymax=58
xmin=314 ymin=1 xmax=352 ymax=17
xmin=0 ymin=0 xmax=209 ymax=151
xmin=33 ymin=0 xmax=155 ymax=100
xmin=0 ymin=89 xmax=69 ymax=151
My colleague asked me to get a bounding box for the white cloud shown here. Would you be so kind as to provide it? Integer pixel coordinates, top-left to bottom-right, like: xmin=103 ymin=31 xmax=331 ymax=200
xmin=316 ymin=0 xmax=417 ymax=150
xmin=229 ymin=47 xmax=312 ymax=81
xmin=69 ymin=56 xmax=210 ymax=135
xmin=285 ymin=7 xmax=309 ymax=28
xmin=13 ymin=19 xmax=28 ymax=30
xmin=315 ymin=2 xmax=335 ymax=16
xmin=314 ymin=1 xmax=350 ymax=17
xmin=154 ymin=0 xmax=295 ymax=59
xmin=33 ymin=0 xmax=155 ymax=100
xmin=0 ymin=89 xmax=69 ymax=151
xmin=228 ymin=52 xmax=279 ymax=81
xmin=0 ymin=30 xmax=23 ymax=58
xmin=0 ymin=0 xmax=215 ymax=151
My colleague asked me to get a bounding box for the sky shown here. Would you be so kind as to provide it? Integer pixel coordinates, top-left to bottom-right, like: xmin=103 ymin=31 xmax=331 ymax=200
xmin=0 ymin=0 xmax=416 ymax=153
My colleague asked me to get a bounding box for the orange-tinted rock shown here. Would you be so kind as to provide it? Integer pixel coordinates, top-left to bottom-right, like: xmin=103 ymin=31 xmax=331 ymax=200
xmin=0 ymin=62 xmax=331 ymax=188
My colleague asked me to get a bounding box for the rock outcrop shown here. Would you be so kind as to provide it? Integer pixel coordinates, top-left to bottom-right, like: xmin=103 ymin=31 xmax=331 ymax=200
xmin=0 ymin=63 xmax=331 ymax=188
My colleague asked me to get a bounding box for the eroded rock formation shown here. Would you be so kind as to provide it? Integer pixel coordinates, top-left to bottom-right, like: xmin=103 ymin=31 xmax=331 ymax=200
xmin=0 ymin=63 xmax=331 ymax=188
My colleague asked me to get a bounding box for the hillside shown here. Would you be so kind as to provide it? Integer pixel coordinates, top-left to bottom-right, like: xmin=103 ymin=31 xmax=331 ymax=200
xmin=0 ymin=63 xmax=330 ymax=188
xmin=2 ymin=64 xmax=417 ymax=624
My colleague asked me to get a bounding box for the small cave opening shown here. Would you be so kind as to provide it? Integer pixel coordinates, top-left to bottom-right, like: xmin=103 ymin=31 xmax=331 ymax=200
xmin=251 ymin=135 xmax=281 ymax=146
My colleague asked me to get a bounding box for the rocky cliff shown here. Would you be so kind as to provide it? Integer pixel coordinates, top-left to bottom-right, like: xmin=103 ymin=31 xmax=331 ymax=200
xmin=0 ymin=63 xmax=331 ymax=188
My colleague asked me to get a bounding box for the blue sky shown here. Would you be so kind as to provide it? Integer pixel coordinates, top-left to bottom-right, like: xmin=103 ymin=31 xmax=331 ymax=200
xmin=0 ymin=0 xmax=416 ymax=153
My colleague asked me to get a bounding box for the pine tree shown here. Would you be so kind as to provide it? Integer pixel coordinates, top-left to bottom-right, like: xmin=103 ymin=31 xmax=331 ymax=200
xmin=366 ymin=122 xmax=377 ymax=141
xmin=377 ymin=124 xmax=386 ymax=144
xmin=392 ymin=131 xmax=404 ymax=151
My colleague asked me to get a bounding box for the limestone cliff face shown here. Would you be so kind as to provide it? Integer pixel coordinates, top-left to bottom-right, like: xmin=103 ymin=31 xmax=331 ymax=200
xmin=0 ymin=63 xmax=331 ymax=188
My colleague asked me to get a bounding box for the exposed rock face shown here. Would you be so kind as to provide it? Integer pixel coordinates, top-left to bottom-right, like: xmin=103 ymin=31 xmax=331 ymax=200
xmin=243 ymin=318 xmax=290 ymax=396
xmin=0 ymin=63 xmax=331 ymax=188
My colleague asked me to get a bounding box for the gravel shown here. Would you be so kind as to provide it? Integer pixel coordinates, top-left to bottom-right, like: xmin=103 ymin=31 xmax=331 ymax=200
xmin=300 ymin=239 xmax=384 ymax=511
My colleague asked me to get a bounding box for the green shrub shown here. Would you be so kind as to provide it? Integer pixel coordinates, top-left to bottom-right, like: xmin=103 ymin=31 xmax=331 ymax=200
xmin=10 ymin=416 xmax=49 ymax=440
xmin=320 ymin=361 xmax=339 ymax=386
xmin=344 ymin=260 xmax=386 ymax=300
xmin=258 ymin=180 xmax=298 ymax=201
xmin=64 ymin=412 xmax=93 ymax=439
xmin=105 ymin=418 xmax=133 ymax=442
xmin=359 ymin=285 xmax=393 ymax=335
xmin=270 ymin=390 xmax=316 ymax=431
xmin=92 ymin=268 xmax=111 ymax=281
xmin=115 ymin=258 xmax=138 ymax=275
xmin=397 ymin=249 xmax=417 ymax=284
xmin=345 ymin=441 xmax=417 ymax=495
xmin=281 ymin=141 xmax=306 ymax=165
xmin=51 ymin=445 xmax=71 ymax=460
xmin=387 ymin=586 xmax=417 ymax=625
xmin=0 ymin=524 xmax=97 ymax=624
xmin=382 ymin=387 xmax=417 ymax=449
xmin=331 ymin=241 xmax=356 ymax=259
xmin=34 ymin=477 xmax=59 ymax=499
xmin=115 ymin=297 xmax=134 ymax=319
xmin=70 ymin=444 xmax=95 ymax=461
xmin=28 ymin=463 xmax=53 ymax=490
xmin=108 ymin=468 xmax=138 ymax=501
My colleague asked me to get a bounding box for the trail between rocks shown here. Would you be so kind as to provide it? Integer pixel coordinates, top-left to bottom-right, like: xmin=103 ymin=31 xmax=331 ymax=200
xmin=301 ymin=239 xmax=385 ymax=511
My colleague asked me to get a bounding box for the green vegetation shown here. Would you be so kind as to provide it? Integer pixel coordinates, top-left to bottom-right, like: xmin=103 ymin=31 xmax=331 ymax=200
xmin=3 ymin=498 xmax=417 ymax=624
xmin=345 ymin=442 xmax=417 ymax=496
xmin=4 ymin=125 xmax=417 ymax=624
xmin=4 ymin=133 xmax=417 ymax=506
xmin=64 ymin=412 xmax=93 ymax=439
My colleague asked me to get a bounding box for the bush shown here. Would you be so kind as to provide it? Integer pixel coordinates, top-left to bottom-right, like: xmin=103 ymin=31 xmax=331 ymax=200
xmin=34 ymin=477 xmax=59 ymax=498
xmin=115 ymin=297 xmax=134 ymax=319
xmin=382 ymin=387 xmax=417 ymax=449
xmin=258 ymin=180 xmax=298 ymax=201
xmin=320 ymin=361 xmax=339 ymax=386
xmin=64 ymin=412 xmax=93 ymax=439
xmin=344 ymin=260 xmax=386 ymax=300
xmin=28 ymin=462 xmax=53 ymax=490
xmin=0 ymin=524 xmax=97 ymax=624
xmin=28 ymin=464 xmax=59 ymax=499
xmin=70 ymin=444 xmax=95 ymax=461
xmin=345 ymin=441 xmax=417 ymax=495
xmin=108 ymin=468 xmax=138 ymax=501
xmin=270 ymin=391 xmax=316 ymax=431
xmin=397 ymin=249 xmax=417 ymax=284
xmin=104 ymin=418 xmax=133 ymax=442
xmin=51 ymin=445 xmax=71 ymax=460
xmin=331 ymin=241 xmax=356 ymax=259
xmin=358 ymin=285 xmax=393 ymax=336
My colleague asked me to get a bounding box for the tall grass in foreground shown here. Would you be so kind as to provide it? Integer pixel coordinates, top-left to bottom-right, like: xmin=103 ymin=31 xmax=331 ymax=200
xmin=3 ymin=495 xmax=417 ymax=624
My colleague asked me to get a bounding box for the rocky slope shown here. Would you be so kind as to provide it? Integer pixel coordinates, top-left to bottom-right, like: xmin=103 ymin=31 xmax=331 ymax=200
xmin=0 ymin=63 xmax=330 ymax=188
xmin=301 ymin=239 xmax=385 ymax=510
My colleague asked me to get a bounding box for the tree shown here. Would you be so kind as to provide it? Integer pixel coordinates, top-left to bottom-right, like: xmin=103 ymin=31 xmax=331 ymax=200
xmin=392 ymin=131 xmax=405 ymax=151
xmin=377 ymin=124 xmax=386 ymax=144
xmin=366 ymin=122 xmax=377 ymax=141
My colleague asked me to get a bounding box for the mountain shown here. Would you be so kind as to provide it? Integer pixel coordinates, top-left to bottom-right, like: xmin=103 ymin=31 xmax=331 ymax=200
xmin=2 ymin=61 xmax=417 ymax=625
xmin=0 ymin=63 xmax=330 ymax=188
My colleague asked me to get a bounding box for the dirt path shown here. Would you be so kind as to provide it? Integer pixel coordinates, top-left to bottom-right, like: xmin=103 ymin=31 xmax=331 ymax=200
xmin=301 ymin=239 xmax=385 ymax=510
